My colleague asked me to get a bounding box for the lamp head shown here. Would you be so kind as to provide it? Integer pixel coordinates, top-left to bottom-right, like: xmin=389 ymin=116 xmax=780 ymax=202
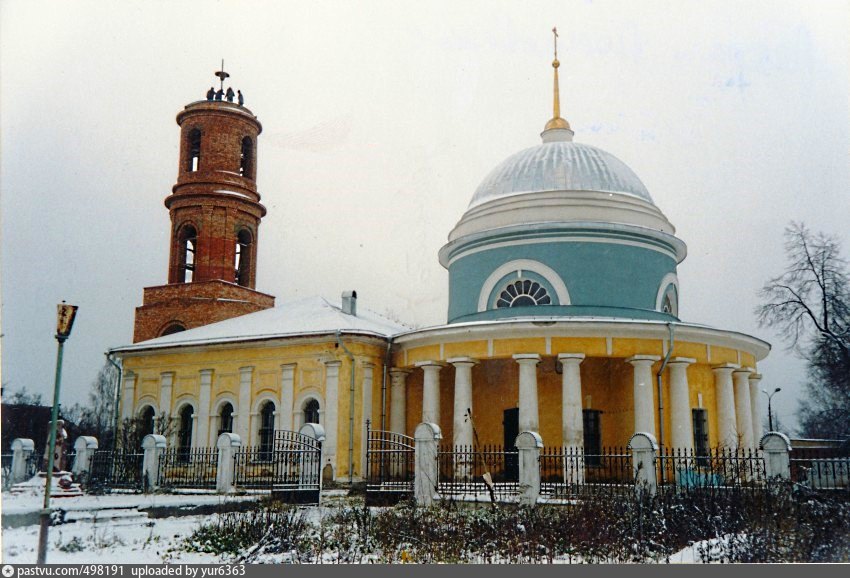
xmin=56 ymin=302 xmax=78 ymax=340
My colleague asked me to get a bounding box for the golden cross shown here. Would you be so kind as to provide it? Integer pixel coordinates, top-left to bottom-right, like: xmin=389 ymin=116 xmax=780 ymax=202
xmin=214 ymin=59 xmax=230 ymax=91
xmin=553 ymin=27 xmax=558 ymax=59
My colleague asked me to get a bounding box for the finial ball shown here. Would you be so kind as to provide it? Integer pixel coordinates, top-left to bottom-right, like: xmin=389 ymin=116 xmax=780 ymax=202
xmin=552 ymin=59 xmax=560 ymax=69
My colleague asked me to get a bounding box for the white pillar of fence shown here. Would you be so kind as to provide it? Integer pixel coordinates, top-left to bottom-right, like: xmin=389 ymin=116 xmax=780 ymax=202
xmin=299 ymin=423 xmax=326 ymax=492
xmin=216 ymin=433 xmax=242 ymax=493
xmin=10 ymin=438 xmax=35 ymax=484
xmin=414 ymin=422 xmax=442 ymax=507
xmin=760 ymin=431 xmax=792 ymax=481
xmin=71 ymin=436 xmax=99 ymax=478
xmin=141 ymin=434 xmax=167 ymax=492
xmin=516 ymin=431 xmax=543 ymax=506
xmin=628 ymin=432 xmax=658 ymax=497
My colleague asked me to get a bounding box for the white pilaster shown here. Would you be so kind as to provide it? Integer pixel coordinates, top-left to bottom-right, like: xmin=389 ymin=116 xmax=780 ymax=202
xmin=513 ymin=354 xmax=541 ymax=432
xmin=389 ymin=368 xmax=410 ymax=435
xmin=627 ymin=356 xmax=661 ymax=435
xmin=323 ymin=361 xmax=341 ymax=470
xmin=159 ymin=372 xmax=174 ymax=420
xmin=713 ymin=364 xmax=738 ymax=447
xmin=668 ymin=358 xmax=695 ymax=451
xmin=122 ymin=371 xmax=137 ymax=420
xmin=449 ymin=357 xmax=478 ymax=449
xmin=280 ymin=364 xmax=296 ymax=431
xmin=749 ymin=373 xmax=763 ymax=444
xmin=237 ymin=366 xmax=253 ymax=446
xmin=416 ymin=361 xmax=445 ymax=425
xmin=198 ymin=369 xmax=213 ymax=447
xmin=734 ymin=368 xmax=754 ymax=449
xmin=558 ymin=353 xmax=585 ymax=450
xmin=361 ymin=361 xmax=375 ymax=477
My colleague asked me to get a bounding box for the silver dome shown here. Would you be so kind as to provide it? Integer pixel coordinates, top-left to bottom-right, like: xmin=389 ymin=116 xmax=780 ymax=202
xmin=468 ymin=141 xmax=653 ymax=209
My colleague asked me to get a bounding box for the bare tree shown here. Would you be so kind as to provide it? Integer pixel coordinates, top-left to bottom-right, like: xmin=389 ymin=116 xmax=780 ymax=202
xmin=756 ymin=222 xmax=850 ymax=438
xmin=73 ymin=363 xmax=120 ymax=448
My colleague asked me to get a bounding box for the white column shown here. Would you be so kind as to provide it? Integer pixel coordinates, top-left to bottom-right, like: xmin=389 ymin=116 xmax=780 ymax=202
xmin=280 ymin=364 xmax=296 ymax=431
xmin=389 ymin=369 xmax=410 ymax=435
xmin=361 ymin=361 xmax=374 ymax=478
xmin=667 ymin=358 xmax=695 ymax=451
xmin=121 ymin=371 xmax=137 ymax=420
xmin=558 ymin=354 xmax=585 ymax=449
xmin=237 ymin=366 xmax=253 ymax=446
xmin=513 ymin=354 xmax=541 ymax=432
xmin=627 ymin=355 xmax=660 ymax=435
xmin=323 ymin=360 xmax=341 ymax=473
xmin=416 ymin=361 xmax=444 ymax=425
xmin=449 ymin=357 xmax=477 ymax=449
xmin=734 ymin=368 xmax=754 ymax=449
xmin=198 ymin=369 xmax=213 ymax=447
xmin=713 ymin=364 xmax=738 ymax=447
xmin=159 ymin=372 xmax=174 ymax=422
xmin=749 ymin=373 xmax=763 ymax=444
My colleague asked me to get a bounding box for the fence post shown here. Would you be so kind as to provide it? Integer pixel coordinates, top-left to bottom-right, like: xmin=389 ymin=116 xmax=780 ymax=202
xmin=10 ymin=438 xmax=35 ymax=484
xmin=515 ymin=431 xmax=543 ymax=506
xmin=71 ymin=436 xmax=98 ymax=479
xmin=759 ymin=431 xmax=791 ymax=481
xmin=141 ymin=434 xmax=166 ymax=493
xmin=414 ymin=422 xmax=442 ymax=507
xmin=628 ymin=432 xmax=658 ymax=497
xmin=216 ymin=433 xmax=242 ymax=493
xmin=299 ymin=423 xmax=326 ymax=494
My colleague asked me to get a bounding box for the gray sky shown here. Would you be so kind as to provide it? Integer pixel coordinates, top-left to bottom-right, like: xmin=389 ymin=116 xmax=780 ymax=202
xmin=2 ymin=0 xmax=849 ymax=433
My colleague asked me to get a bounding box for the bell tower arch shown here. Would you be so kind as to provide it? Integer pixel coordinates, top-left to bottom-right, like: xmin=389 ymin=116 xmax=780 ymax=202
xmin=133 ymin=67 xmax=275 ymax=343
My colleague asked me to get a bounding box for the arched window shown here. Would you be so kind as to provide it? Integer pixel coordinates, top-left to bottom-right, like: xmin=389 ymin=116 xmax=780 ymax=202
xmin=139 ymin=406 xmax=155 ymax=437
xmin=258 ymin=401 xmax=275 ymax=460
xmin=304 ymin=399 xmax=320 ymax=425
xmin=160 ymin=323 xmax=186 ymax=337
xmin=178 ymin=225 xmax=197 ymax=283
xmin=496 ymin=279 xmax=551 ymax=308
xmin=234 ymin=229 xmax=252 ymax=286
xmin=178 ymin=405 xmax=194 ymax=461
xmin=187 ymin=129 xmax=202 ymax=172
xmin=240 ymin=136 xmax=253 ymax=178
xmin=218 ymin=403 xmax=234 ymax=437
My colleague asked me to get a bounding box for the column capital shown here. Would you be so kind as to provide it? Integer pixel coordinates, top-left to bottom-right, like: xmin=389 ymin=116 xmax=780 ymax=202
xmin=238 ymin=366 xmax=255 ymax=374
xmin=512 ymin=353 xmax=541 ymax=364
xmin=361 ymin=361 xmax=375 ymax=369
xmin=557 ymin=353 xmax=585 ymax=363
xmin=323 ymin=360 xmax=342 ymax=368
xmin=626 ymin=355 xmax=661 ymax=366
xmin=668 ymin=357 xmax=696 ymax=366
xmin=748 ymin=373 xmax=763 ymax=382
xmin=733 ymin=366 xmax=754 ymax=376
xmin=124 ymin=370 xmax=137 ymax=379
xmin=280 ymin=362 xmax=297 ymax=370
xmin=199 ymin=368 xmax=214 ymax=377
xmin=389 ymin=367 xmax=411 ymax=376
xmin=415 ymin=360 xmax=446 ymax=368
xmin=447 ymin=356 xmax=479 ymax=366
xmin=160 ymin=371 xmax=175 ymax=380
xmin=712 ymin=363 xmax=740 ymax=373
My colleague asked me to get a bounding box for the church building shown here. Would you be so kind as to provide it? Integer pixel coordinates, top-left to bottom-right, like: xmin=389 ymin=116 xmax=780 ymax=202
xmin=111 ymin=47 xmax=770 ymax=483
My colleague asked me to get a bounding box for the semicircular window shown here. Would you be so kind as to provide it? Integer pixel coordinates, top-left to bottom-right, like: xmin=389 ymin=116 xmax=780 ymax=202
xmin=496 ymin=279 xmax=552 ymax=308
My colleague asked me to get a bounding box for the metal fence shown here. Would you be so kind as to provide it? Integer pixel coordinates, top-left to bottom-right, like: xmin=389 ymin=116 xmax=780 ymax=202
xmin=791 ymin=449 xmax=850 ymax=491
xmin=540 ymin=446 xmax=633 ymax=498
xmin=365 ymin=425 xmax=415 ymax=505
xmin=657 ymin=447 xmax=766 ymax=492
xmin=87 ymin=450 xmax=145 ymax=491
xmin=233 ymin=431 xmax=321 ymax=499
xmin=1 ymin=453 xmax=12 ymax=491
xmin=436 ymin=444 xmax=519 ymax=502
xmin=158 ymin=447 xmax=218 ymax=490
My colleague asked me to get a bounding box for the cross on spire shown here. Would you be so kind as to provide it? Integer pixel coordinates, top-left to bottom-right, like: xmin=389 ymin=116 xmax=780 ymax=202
xmin=214 ymin=59 xmax=230 ymax=91
xmin=553 ymin=26 xmax=558 ymax=60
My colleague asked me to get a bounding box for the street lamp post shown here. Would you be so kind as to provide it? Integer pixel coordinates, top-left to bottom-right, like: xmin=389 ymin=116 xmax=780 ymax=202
xmin=36 ymin=302 xmax=78 ymax=565
xmin=761 ymin=387 xmax=782 ymax=432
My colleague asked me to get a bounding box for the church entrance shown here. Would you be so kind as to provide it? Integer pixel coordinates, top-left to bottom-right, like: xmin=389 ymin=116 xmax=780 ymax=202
xmin=503 ymin=408 xmax=519 ymax=481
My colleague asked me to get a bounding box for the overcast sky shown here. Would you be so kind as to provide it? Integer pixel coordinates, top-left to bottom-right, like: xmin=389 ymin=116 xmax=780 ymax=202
xmin=2 ymin=0 xmax=849 ymax=433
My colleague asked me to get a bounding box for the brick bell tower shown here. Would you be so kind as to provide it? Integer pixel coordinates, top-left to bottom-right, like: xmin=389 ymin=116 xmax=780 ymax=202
xmin=133 ymin=66 xmax=275 ymax=342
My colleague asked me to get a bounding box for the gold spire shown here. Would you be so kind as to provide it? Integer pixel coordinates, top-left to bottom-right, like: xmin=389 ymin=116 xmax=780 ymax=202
xmin=544 ymin=27 xmax=571 ymax=132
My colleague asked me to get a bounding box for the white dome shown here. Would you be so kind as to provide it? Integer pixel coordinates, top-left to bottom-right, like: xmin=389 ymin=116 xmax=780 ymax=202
xmin=469 ymin=141 xmax=652 ymax=210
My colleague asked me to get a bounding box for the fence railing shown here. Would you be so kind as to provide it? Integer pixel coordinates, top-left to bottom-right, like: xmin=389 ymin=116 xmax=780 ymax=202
xmin=158 ymin=447 xmax=218 ymax=489
xmin=87 ymin=450 xmax=145 ymax=491
xmin=1 ymin=453 xmax=12 ymax=491
xmin=657 ymin=447 xmax=766 ymax=492
xmin=540 ymin=446 xmax=633 ymax=498
xmin=436 ymin=444 xmax=519 ymax=502
xmin=791 ymin=449 xmax=850 ymax=490
xmin=233 ymin=444 xmax=321 ymax=490
xmin=366 ymin=428 xmax=415 ymax=490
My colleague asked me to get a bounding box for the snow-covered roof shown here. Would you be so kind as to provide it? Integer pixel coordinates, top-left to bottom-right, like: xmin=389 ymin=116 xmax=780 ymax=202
xmin=112 ymin=296 xmax=408 ymax=353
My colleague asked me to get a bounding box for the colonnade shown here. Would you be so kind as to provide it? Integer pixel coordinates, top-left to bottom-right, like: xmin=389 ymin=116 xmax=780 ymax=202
xmin=389 ymin=354 xmax=764 ymax=450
